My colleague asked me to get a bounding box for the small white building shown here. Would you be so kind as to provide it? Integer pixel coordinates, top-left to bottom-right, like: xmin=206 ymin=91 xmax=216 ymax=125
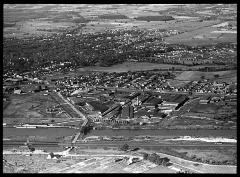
xmin=14 ymin=89 xmax=22 ymax=94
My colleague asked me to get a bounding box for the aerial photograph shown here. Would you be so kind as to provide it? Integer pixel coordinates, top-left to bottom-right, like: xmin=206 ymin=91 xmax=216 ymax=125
xmin=3 ymin=4 xmax=237 ymax=173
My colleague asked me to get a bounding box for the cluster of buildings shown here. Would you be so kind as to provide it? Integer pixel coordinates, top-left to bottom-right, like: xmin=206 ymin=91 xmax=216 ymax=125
xmin=52 ymin=70 xmax=236 ymax=97
xmin=3 ymin=74 xmax=49 ymax=97
xmin=180 ymin=80 xmax=237 ymax=94
xmin=199 ymin=94 xmax=237 ymax=105
xmin=53 ymin=71 xmax=174 ymax=95
xmin=148 ymin=43 xmax=237 ymax=66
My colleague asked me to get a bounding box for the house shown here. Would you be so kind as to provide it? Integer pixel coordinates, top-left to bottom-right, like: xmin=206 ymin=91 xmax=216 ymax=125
xmin=14 ymin=89 xmax=22 ymax=94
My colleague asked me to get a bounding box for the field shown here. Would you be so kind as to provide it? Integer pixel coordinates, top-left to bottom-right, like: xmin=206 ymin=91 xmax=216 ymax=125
xmin=3 ymin=148 xmax=173 ymax=173
xmin=175 ymin=70 xmax=237 ymax=82
xmin=160 ymin=115 xmax=223 ymax=129
xmin=153 ymin=149 xmax=236 ymax=173
xmin=77 ymin=62 xmax=190 ymax=73
xmin=4 ymin=4 xmax=236 ymax=44
xmin=143 ymin=165 xmax=175 ymax=173
xmin=3 ymin=154 xmax=85 ymax=173
xmin=190 ymin=103 xmax=219 ymax=113
xmin=164 ymin=20 xmax=237 ymax=46
xmin=3 ymin=92 xmax=69 ymax=120
xmin=173 ymin=146 xmax=237 ymax=165
xmin=77 ymin=62 xmax=236 ymax=74
xmin=167 ymin=80 xmax=190 ymax=87
xmin=3 ymin=4 xmax=86 ymax=38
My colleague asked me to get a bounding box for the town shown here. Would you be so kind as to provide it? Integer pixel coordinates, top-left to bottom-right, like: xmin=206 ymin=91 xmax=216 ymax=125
xmin=3 ymin=4 xmax=237 ymax=174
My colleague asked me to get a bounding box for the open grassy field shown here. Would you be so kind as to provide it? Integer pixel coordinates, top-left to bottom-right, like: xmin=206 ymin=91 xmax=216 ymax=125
xmin=77 ymin=62 xmax=236 ymax=75
xmin=77 ymin=62 xmax=190 ymax=73
xmin=190 ymin=103 xmax=219 ymax=113
xmin=173 ymin=146 xmax=236 ymax=165
xmin=164 ymin=20 xmax=237 ymax=46
xmin=4 ymin=4 xmax=236 ymax=43
xmin=3 ymin=153 xmax=85 ymax=173
xmin=175 ymin=70 xmax=237 ymax=82
xmin=160 ymin=115 xmax=223 ymax=129
xmin=154 ymin=148 xmax=236 ymax=173
xmin=3 ymin=92 xmax=68 ymax=119
xmin=143 ymin=165 xmax=175 ymax=173
xmin=167 ymin=80 xmax=190 ymax=87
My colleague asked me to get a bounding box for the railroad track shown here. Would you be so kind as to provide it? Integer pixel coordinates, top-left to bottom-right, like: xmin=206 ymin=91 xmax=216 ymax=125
xmin=3 ymin=140 xmax=60 ymax=147
xmin=4 ymin=140 xmax=236 ymax=148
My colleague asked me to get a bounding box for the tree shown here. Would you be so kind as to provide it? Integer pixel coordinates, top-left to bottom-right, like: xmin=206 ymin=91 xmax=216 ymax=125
xmin=49 ymin=152 xmax=54 ymax=158
xmin=162 ymin=157 xmax=170 ymax=166
xmin=143 ymin=152 xmax=149 ymax=160
xmin=214 ymin=74 xmax=220 ymax=79
xmin=148 ymin=153 xmax=158 ymax=163
xmin=156 ymin=156 xmax=163 ymax=165
xmin=29 ymin=147 xmax=35 ymax=152
xmin=119 ymin=143 xmax=129 ymax=151
xmin=201 ymin=75 xmax=205 ymax=80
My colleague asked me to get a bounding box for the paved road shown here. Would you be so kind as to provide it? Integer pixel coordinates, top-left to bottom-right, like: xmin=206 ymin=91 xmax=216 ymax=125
xmin=56 ymin=92 xmax=89 ymax=143
xmin=56 ymin=92 xmax=86 ymax=120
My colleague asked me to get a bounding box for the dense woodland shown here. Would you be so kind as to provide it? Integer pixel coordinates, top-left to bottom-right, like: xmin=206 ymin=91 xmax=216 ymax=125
xmin=3 ymin=29 xmax=237 ymax=74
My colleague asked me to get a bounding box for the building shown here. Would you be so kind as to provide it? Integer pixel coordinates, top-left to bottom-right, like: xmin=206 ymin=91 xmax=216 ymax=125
xmin=161 ymin=101 xmax=178 ymax=107
xmin=13 ymin=89 xmax=22 ymax=94
xmin=129 ymin=106 xmax=134 ymax=118
xmin=199 ymin=95 xmax=211 ymax=104
xmin=160 ymin=109 xmax=173 ymax=115
xmin=121 ymin=106 xmax=130 ymax=118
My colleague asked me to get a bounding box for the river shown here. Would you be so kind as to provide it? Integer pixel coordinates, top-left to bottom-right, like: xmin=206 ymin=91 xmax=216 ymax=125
xmin=3 ymin=128 xmax=237 ymax=138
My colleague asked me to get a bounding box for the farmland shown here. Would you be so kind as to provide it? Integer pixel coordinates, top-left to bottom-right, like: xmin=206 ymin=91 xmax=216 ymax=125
xmin=164 ymin=23 xmax=237 ymax=46
xmin=4 ymin=4 xmax=237 ymax=46
xmin=77 ymin=62 xmax=189 ymax=73
xmin=175 ymin=70 xmax=237 ymax=81
xmin=171 ymin=146 xmax=237 ymax=165
xmin=2 ymin=92 xmax=78 ymax=125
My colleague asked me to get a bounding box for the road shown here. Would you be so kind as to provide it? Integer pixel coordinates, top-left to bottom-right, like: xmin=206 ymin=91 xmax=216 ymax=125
xmin=56 ymin=92 xmax=86 ymax=120
xmin=3 ymin=140 xmax=236 ymax=148
xmin=55 ymin=91 xmax=89 ymax=143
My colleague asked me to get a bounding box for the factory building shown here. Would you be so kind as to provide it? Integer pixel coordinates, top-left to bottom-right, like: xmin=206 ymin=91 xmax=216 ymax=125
xmin=121 ymin=105 xmax=134 ymax=119
xmin=93 ymin=118 xmax=129 ymax=125
xmin=199 ymin=95 xmax=211 ymax=104
xmin=129 ymin=106 xmax=134 ymax=118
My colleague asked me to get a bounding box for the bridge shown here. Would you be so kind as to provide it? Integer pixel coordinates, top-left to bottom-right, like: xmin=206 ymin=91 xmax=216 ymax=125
xmin=55 ymin=91 xmax=89 ymax=144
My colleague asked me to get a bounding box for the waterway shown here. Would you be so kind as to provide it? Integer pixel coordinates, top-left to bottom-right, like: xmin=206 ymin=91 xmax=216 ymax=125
xmin=3 ymin=128 xmax=237 ymax=139
xmin=88 ymin=129 xmax=237 ymax=138
xmin=3 ymin=128 xmax=76 ymax=138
